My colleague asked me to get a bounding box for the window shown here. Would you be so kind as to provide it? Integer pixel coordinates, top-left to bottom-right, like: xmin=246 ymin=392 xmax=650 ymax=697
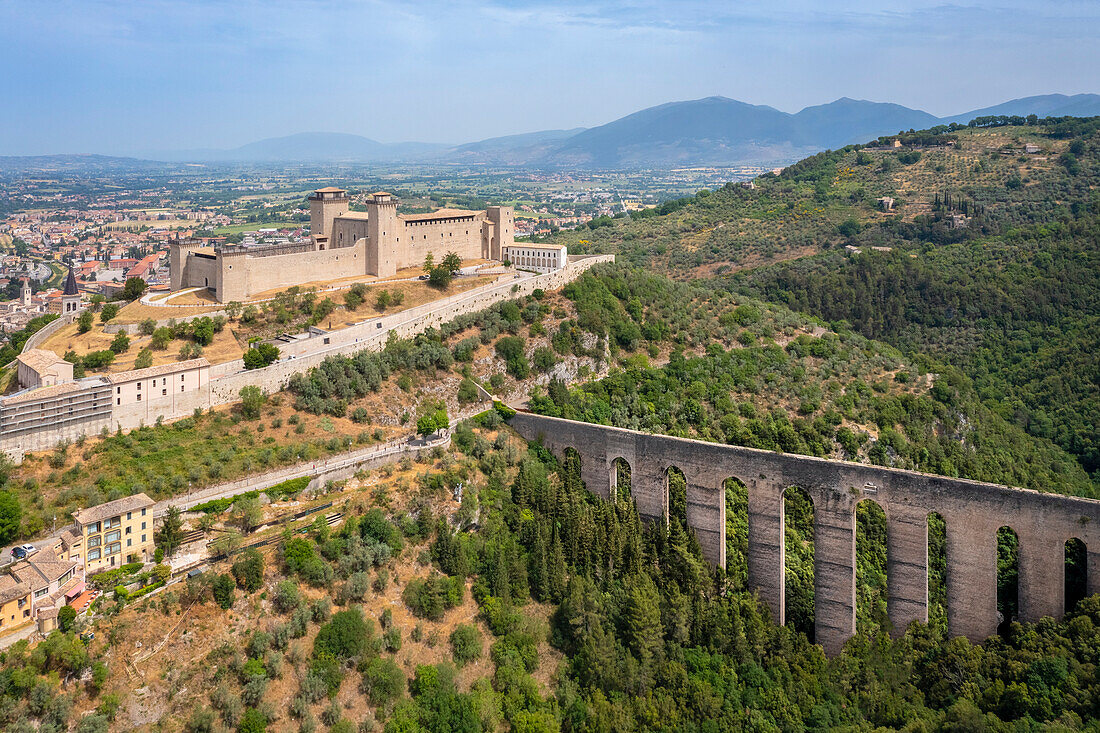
xmin=141 ymin=534 xmax=146 ymax=543
xmin=88 ymin=549 xmax=101 ymax=561
xmin=117 ymin=398 xmax=121 ymax=406
xmin=137 ymin=394 xmax=141 ymax=402
xmin=127 ymin=512 xmax=131 ymax=520
xmin=162 ymin=389 xmax=167 ymax=396
xmin=127 ymin=539 xmax=132 ymax=547
xmin=142 ymin=508 xmax=146 ymax=516
xmin=137 ymin=382 xmax=141 ymax=390
xmin=116 ymin=387 xmax=121 ymax=394
xmin=107 ymin=542 xmax=121 ymax=556
xmin=88 ymin=536 xmax=101 ymax=548
xmin=181 ymin=375 xmax=185 ymax=382
xmin=34 ymin=588 xmax=48 ymax=599
xmin=87 ymin=522 xmax=100 ymax=534
xmin=106 ymin=517 xmax=121 ymax=529
xmin=106 ymin=530 xmax=121 ymax=543
xmin=142 ymin=521 xmax=146 ymax=530
xmin=126 ymin=526 xmax=131 ymax=535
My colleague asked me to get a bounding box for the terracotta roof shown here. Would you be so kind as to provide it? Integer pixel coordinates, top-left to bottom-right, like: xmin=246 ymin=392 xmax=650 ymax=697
xmin=6 ymin=549 xmax=77 ymax=592
xmin=370 ymin=191 xmax=391 ymax=197
xmin=17 ymin=348 xmax=68 ymax=373
xmin=0 ymin=574 xmax=29 ymax=604
xmin=106 ymin=357 xmax=210 ymax=384
xmin=336 ymin=211 xmax=370 ymax=221
xmin=73 ymin=493 xmax=155 ymax=526
xmin=36 ymin=606 xmax=59 ymax=619
xmin=2 ymin=378 xmax=108 ymax=406
xmin=314 ymin=187 xmax=346 ymax=193
xmin=400 ymin=209 xmax=478 ymax=222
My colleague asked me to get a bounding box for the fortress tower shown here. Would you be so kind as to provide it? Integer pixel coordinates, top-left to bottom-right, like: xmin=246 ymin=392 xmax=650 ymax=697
xmin=309 ymin=187 xmax=350 ymax=248
xmin=365 ymin=192 xmax=399 ymax=277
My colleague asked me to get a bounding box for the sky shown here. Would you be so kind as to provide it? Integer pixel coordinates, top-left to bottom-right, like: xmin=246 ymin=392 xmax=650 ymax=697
xmin=1 ymin=0 xmax=1099 ymax=156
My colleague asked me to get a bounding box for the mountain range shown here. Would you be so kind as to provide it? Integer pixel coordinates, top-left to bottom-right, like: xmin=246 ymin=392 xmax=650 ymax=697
xmin=64 ymin=93 xmax=1100 ymax=169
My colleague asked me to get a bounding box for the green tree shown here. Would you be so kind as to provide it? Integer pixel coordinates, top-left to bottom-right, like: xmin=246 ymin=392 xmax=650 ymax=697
xmin=99 ymin=303 xmax=120 ymax=322
xmin=0 ymin=490 xmax=22 ymax=545
xmin=449 ymin=624 xmax=482 ymax=667
xmin=314 ymin=607 xmax=371 ymax=659
xmin=231 ymin=548 xmax=265 ymax=592
xmin=212 ymin=573 xmax=235 ymax=609
xmin=155 ymin=505 xmax=185 ymax=558
xmin=120 ymin=277 xmax=147 ymax=301
xmin=441 ymin=251 xmax=462 ymax=273
xmin=240 ymin=386 xmax=266 ymax=420
xmin=375 ymin=289 xmax=393 ymax=310
xmin=109 ymin=332 xmax=130 ymax=354
xmin=77 ymin=309 xmax=94 ymax=334
xmin=58 ymin=605 xmax=77 ymax=632
xmin=423 ymin=252 xmax=435 ymax=274
xmin=133 ymin=347 xmax=153 ymax=369
xmin=236 ymin=707 xmax=266 ymax=733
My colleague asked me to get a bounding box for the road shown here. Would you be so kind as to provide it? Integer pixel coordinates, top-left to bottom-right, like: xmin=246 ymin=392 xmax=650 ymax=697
xmin=0 ymin=407 xmax=480 ymax=567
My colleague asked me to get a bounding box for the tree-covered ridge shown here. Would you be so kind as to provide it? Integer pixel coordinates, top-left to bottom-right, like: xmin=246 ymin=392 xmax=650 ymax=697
xmin=529 ymin=263 xmax=1093 ymax=496
xmin=542 ymin=121 xmax=1099 ymax=279
xmin=736 ymin=214 xmax=1100 ymax=479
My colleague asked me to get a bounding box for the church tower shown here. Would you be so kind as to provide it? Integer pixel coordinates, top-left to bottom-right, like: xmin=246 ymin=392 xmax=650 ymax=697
xmin=20 ymin=278 xmax=31 ymax=306
xmin=365 ymin=192 xmax=399 ymax=277
xmin=61 ymin=265 xmax=82 ymax=315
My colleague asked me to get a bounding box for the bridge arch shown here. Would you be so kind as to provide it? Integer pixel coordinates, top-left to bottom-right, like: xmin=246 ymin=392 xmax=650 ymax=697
xmin=856 ymin=498 xmax=888 ymax=636
xmin=997 ymin=525 xmax=1020 ymax=633
xmin=724 ymin=477 xmax=748 ymax=586
xmin=610 ymin=456 xmax=632 ymax=504
xmin=782 ymin=485 xmax=816 ymax=641
xmin=665 ymin=465 xmax=688 ymax=528
xmin=1066 ymin=537 xmax=1087 ymax=613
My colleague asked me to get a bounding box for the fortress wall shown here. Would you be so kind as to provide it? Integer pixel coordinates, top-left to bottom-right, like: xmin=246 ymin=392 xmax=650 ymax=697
xmin=398 ymin=216 xmax=485 ymax=270
xmin=218 ymin=239 xmax=367 ymax=302
xmin=181 ymin=252 xmax=219 ymax=292
xmin=330 ymin=218 xmax=369 ymax=250
xmin=22 ymin=313 xmax=76 ymax=351
xmin=508 ymin=411 xmax=1100 ymax=655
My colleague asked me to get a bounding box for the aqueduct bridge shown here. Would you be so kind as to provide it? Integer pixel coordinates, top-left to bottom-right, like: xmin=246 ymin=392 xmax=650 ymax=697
xmin=508 ymin=412 xmax=1100 ymax=655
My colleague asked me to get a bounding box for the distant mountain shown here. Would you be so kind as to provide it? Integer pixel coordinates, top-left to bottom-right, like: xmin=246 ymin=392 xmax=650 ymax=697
xmin=8 ymin=93 xmax=1099 ymax=170
xmin=449 ymin=128 xmax=586 ymax=165
xmin=940 ymin=93 xmax=1100 ymax=125
xmin=156 ymin=132 xmax=448 ymax=163
xmin=790 ymin=97 xmax=940 ymax=150
xmin=545 ymin=96 xmax=942 ymax=168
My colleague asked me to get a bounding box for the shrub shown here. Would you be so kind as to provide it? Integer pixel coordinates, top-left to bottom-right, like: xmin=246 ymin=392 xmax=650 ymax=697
xmin=232 ymin=548 xmax=265 ymax=592
xmin=402 ymin=574 xmax=463 ymax=620
xmin=274 ymin=580 xmax=303 ymax=613
xmin=449 ymin=624 xmax=482 ymax=667
xmin=314 ymin=608 xmax=372 ymax=659
xmin=109 ymin=332 xmax=130 ymax=354
xmin=240 ymin=386 xmax=266 ymax=420
xmin=212 ymin=573 xmax=236 ymax=609
xmin=495 ymin=335 xmax=530 ymax=378
xmin=351 ymin=407 xmax=370 ymax=423
xmin=100 ymin=303 xmax=120 ymax=322
xmin=77 ymin=310 xmax=94 ymax=333
xmin=243 ymin=343 xmax=280 ymax=370
xmin=133 ymin=347 xmax=153 ymax=369
xmin=58 ymin=605 xmax=77 ymax=632
xmin=360 ymin=656 xmax=404 ymax=708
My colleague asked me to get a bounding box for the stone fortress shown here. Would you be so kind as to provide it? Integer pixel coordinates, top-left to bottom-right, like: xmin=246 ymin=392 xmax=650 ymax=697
xmin=170 ymin=188 xmax=516 ymax=302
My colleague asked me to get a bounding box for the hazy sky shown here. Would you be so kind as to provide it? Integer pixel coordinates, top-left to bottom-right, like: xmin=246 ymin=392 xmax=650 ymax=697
xmin=2 ymin=0 xmax=1098 ymax=155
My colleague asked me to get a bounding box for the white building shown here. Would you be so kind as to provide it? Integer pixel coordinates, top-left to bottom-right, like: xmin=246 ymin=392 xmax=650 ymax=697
xmin=503 ymin=243 xmax=567 ymax=274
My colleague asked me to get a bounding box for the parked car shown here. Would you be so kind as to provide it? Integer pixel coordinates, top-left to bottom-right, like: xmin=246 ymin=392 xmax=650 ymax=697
xmin=11 ymin=544 xmax=37 ymax=560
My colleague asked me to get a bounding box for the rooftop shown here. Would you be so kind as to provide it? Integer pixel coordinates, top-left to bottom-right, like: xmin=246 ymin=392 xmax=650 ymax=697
xmin=17 ymin=348 xmax=69 ymax=373
xmin=400 ymin=208 xmax=478 ymax=222
xmin=73 ymin=493 xmax=155 ymax=526
xmin=106 ymin=357 xmax=210 ymax=384
xmin=314 ymin=187 xmax=346 ymax=193
xmin=1 ymin=378 xmax=109 ymax=406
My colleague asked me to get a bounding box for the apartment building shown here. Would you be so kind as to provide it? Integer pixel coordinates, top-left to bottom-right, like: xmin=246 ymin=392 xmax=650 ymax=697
xmin=72 ymin=493 xmax=155 ymax=572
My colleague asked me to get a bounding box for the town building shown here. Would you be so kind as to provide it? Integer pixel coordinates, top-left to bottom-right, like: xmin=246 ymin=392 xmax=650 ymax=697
xmin=0 ymin=548 xmax=84 ymax=634
xmin=170 ymin=188 xmax=515 ymax=302
xmin=72 ymin=493 xmax=156 ymax=572
xmin=16 ymin=349 xmax=74 ymax=390
xmin=502 ymin=243 xmax=568 ymax=274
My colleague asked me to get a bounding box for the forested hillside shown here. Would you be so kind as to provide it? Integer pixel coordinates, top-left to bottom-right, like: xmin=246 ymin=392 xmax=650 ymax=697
xmin=539 ymin=116 xmax=1100 ymax=488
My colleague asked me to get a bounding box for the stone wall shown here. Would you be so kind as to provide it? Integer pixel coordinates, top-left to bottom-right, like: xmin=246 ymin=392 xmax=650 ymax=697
xmin=4 ymin=255 xmax=613 ymax=460
xmin=508 ymin=411 xmax=1100 ymax=655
